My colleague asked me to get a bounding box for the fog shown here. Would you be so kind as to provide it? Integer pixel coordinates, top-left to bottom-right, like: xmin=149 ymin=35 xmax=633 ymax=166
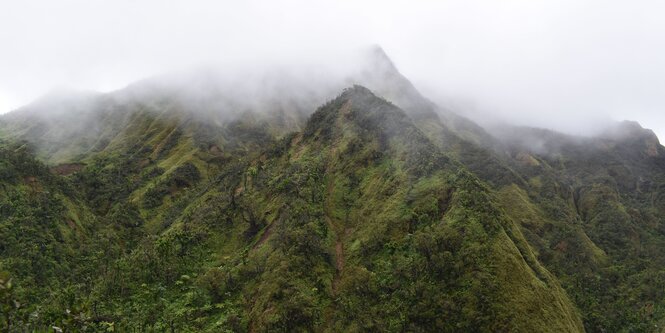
xmin=1 ymin=0 xmax=665 ymax=139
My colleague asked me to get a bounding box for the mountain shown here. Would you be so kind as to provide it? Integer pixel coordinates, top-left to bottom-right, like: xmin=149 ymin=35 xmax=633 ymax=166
xmin=488 ymin=121 xmax=665 ymax=331
xmin=0 ymin=48 xmax=664 ymax=332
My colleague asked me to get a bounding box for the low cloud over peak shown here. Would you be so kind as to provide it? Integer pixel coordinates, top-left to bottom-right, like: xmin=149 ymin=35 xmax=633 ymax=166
xmin=1 ymin=0 xmax=664 ymax=139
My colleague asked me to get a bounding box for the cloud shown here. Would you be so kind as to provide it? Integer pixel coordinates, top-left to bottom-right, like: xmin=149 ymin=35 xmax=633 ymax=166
xmin=1 ymin=0 xmax=664 ymax=139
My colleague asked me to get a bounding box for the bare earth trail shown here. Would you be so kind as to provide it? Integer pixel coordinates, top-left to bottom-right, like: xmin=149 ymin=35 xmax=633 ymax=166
xmin=251 ymin=221 xmax=275 ymax=251
xmin=325 ymin=178 xmax=345 ymax=295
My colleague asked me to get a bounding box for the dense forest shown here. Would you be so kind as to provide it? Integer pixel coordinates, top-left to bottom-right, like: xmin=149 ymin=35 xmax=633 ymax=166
xmin=2 ymin=52 xmax=665 ymax=332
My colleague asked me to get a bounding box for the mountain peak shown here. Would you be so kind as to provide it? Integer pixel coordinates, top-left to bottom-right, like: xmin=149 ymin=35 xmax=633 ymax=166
xmin=365 ymin=45 xmax=399 ymax=74
xmin=304 ymin=85 xmax=404 ymax=141
xmin=601 ymin=120 xmax=658 ymax=141
xmin=339 ymin=84 xmax=377 ymax=99
xmin=599 ymin=120 xmax=661 ymax=157
xmin=354 ymin=46 xmax=442 ymax=121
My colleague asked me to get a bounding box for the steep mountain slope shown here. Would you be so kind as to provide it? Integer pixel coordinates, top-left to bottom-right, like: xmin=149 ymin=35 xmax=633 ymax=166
xmin=2 ymin=48 xmax=665 ymax=332
xmin=0 ymin=87 xmax=300 ymax=165
xmin=0 ymin=86 xmax=585 ymax=332
xmin=0 ymin=142 xmax=101 ymax=329
xmin=484 ymin=122 xmax=665 ymax=332
xmin=0 ymin=46 xmax=489 ymax=166
xmin=222 ymin=86 xmax=583 ymax=331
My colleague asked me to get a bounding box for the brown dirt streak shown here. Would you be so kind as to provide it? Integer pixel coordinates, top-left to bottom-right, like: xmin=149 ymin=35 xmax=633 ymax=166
xmin=327 ymin=179 xmax=345 ymax=294
xmin=252 ymin=221 xmax=275 ymax=251
xmin=50 ymin=163 xmax=86 ymax=176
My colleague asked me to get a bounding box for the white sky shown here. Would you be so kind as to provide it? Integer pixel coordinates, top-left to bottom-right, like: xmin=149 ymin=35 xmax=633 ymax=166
xmin=1 ymin=0 xmax=665 ymax=139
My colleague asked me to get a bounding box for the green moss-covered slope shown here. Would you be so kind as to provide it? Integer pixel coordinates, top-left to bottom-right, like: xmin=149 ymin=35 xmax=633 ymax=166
xmin=2 ymin=53 xmax=665 ymax=332
xmin=0 ymin=86 xmax=587 ymax=332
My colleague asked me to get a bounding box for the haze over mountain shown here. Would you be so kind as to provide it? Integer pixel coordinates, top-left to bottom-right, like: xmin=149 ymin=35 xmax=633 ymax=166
xmin=1 ymin=42 xmax=665 ymax=332
xmin=3 ymin=1 xmax=665 ymax=331
xmin=2 ymin=0 xmax=665 ymax=139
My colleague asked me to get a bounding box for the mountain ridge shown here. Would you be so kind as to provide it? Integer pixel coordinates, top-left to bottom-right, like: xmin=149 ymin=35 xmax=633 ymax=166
xmin=1 ymin=49 xmax=665 ymax=332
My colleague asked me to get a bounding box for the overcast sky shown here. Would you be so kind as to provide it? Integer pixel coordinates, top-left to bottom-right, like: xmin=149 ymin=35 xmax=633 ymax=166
xmin=1 ymin=0 xmax=665 ymax=139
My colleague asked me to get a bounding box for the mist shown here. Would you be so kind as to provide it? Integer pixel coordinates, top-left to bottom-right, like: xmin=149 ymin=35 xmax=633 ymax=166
xmin=1 ymin=0 xmax=665 ymax=139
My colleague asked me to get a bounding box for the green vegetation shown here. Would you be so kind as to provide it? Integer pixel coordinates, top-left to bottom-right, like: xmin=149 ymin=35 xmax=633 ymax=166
xmin=1 ymin=84 xmax=664 ymax=332
xmin=490 ymin=128 xmax=665 ymax=332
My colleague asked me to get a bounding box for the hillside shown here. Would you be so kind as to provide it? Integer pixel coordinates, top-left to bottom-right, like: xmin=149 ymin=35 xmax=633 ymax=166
xmin=1 ymin=50 xmax=665 ymax=332
xmin=489 ymin=122 xmax=665 ymax=331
